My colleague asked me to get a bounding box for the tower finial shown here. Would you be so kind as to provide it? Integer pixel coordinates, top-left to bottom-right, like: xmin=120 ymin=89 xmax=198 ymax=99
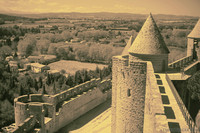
xmin=149 ymin=12 xmax=153 ymax=19
xmin=188 ymin=18 xmax=200 ymax=38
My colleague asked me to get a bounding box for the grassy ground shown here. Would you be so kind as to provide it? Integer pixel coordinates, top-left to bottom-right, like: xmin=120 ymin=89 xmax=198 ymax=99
xmin=48 ymin=60 xmax=107 ymax=75
xmin=168 ymin=46 xmax=186 ymax=63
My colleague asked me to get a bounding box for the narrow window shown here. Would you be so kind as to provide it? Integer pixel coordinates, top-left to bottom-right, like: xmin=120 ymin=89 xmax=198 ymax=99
xmin=127 ymin=89 xmax=131 ymax=97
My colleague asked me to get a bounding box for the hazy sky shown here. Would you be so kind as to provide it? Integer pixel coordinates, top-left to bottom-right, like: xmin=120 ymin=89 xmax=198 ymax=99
xmin=0 ymin=0 xmax=199 ymax=16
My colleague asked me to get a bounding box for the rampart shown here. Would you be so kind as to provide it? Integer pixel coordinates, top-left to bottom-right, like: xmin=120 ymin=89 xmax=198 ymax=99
xmin=144 ymin=62 xmax=169 ymax=133
xmin=168 ymin=55 xmax=193 ymax=70
xmin=12 ymin=78 xmax=112 ymax=133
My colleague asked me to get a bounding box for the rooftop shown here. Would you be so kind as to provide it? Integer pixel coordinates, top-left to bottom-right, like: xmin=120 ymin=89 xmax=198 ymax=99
xmin=28 ymin=56 xmax=42 ymax=59
xmin=188 ymin=18 xmax=200 ymax=39
xmin=30 ymin=63 xmax=46 ymax=68
xmin=128 ymin=13 xmax=169 ymax=55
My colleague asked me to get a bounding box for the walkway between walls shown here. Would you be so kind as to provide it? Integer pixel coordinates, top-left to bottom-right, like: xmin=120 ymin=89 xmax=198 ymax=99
xmin=58 ymin=99 xmax=111 ymax=133
xmin=155 ymin=73 xmax=190 ymax=133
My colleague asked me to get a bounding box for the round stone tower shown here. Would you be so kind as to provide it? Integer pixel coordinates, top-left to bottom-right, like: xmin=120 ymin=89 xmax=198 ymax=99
xmin=112 ymin=56 xmax=147 ymax=133
xmin=128 ymin=13 xmax=170 ymax=73
xmin=187 ymin=18 xmax=200 ymax=59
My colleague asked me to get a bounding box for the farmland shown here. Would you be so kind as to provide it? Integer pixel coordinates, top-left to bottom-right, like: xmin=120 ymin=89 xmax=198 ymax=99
xmin=48 ymin=60 xmax=107 ymax=75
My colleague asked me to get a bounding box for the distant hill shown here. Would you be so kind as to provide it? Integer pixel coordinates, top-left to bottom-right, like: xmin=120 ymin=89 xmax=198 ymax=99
xmin=0 ymin=13 xmax=47 ymax=22
xmin=0 ymin=12 xmax=198 ymax=21
xmin=0 ymin=13 xmax=32 ymax=22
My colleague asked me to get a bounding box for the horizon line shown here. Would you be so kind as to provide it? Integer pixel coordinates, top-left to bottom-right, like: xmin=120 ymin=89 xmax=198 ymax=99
xmin=0 ymin=11 xmax=199 ymax=18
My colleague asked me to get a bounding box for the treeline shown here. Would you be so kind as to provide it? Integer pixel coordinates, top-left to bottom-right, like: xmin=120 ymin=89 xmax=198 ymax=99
xmin=161 ymin=28 xmax=191 ymax=48
xmin=77 ymin=30 xmax=119 ymax=41
xmin=17 ymin=34 xmax=123 ymax=62
xmin=56 ymin=44 xmax=122 ymax=63
xmin=0 ymin=25 xmax=40 ymax=39
xmin=0 ymin=61 xmax=17 ymax=129
xmin=18 ymin=64 xmax=111 ymax=96
xmin=44 ymin=65 xmax=111 ymax=95
xmin=0 ymin=13 xmax=47 ymax=25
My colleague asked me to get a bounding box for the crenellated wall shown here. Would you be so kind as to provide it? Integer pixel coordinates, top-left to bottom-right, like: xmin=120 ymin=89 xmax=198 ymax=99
xmin=12 ymin=78 xmax=112 ymax=133
xmin=51 ymin=78 xmax=101 ymax=105
xmin=11 ymin=115 xmax=37 ymax=133
xmin=144 ymin=62 xmax=169 ymax=133
xmin=54 ymin=86 xmax=111 ymax=132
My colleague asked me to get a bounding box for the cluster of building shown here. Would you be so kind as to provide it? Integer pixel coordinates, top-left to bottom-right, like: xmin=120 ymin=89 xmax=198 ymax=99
xmin=7 ymin=54 xmax=58 ymax=74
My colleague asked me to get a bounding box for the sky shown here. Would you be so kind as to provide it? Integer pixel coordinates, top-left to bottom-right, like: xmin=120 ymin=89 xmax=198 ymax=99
xmin=0 ymin=0 xmax=199 ymax=16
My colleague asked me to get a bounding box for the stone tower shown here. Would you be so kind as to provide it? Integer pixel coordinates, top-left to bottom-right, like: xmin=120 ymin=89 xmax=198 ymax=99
xmin=121 ymin=36 xmax=134 ymax=55
xmin=128 ymin=13 xmax=169 ymax=73
xmin=112 ymin=55 xmax=147 ymax=133
xmin=112 ymin=13 xmax=169 ymax=133
xmin=187 ymin=18 xmax=200 ymax=59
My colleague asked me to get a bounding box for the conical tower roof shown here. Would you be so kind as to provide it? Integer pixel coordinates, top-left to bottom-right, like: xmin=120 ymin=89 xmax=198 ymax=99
xmin=128 ymin=13 xmax=169 ymax=55
xmin=188 ymin=18 xmax=200 ymax=39
xmin=121 ymin=36 xmax=134 ymax=55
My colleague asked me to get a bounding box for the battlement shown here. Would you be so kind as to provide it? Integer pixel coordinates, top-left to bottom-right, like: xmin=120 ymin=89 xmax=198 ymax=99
xmin=11 ymin=115 xmax=37 ymax=133
xmin=113 ymin=55 xmax=146 ymax=74
xmin=52 ymin=78 xmax=101 ymax=105
xmin=144 ymin=62 xmax=169 ymax=132
xmin=13 ymin=78 xmax=112 ymax=133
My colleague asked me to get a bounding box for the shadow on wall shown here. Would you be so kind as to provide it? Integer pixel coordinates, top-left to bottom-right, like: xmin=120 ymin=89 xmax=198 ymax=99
xmin=57 ymin=99 xmax=111 ymax=133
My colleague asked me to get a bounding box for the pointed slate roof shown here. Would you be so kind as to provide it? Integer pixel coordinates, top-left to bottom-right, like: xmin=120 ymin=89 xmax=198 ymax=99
xmin=188 ymin=18 xmax=200 ymax=39
xmin=128 ymin=13 xmax=169 ymax=55
xmin=121 ymin=36 xmax=134 ymax=55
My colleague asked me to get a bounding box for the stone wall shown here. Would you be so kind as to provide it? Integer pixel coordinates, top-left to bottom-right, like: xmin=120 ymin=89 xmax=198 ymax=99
xmin=13 ymin=78 xmax=111 ymax=133
xmin=14 ymin=96 xmax=30 ymax=127
xmin=144 ymin=62 xmax=169 ymax=133
xmin=112 ymin=55 xmax=147 ymax=133
xmin=54 ymin=86 xmax=111 ymax=132
xmin=112 ymin=55 xmax=169 ymax=133
xmin=14 ymin=94 xmax=46 ymax=127
xmin=187 ymin=38 xmax=194 ymax=57
xmin=11 ymin=116 xmax=36 ymax=133
xmin=50 ymin=78 xmax=101 ymax=105
xmin=129 ymin=53 xmax=168 ymax=72
xmin=168 ymin=55 xmax=193 ymax=69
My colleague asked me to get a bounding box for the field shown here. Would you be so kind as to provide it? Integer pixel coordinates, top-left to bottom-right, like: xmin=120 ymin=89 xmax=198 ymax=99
xmin=168 ymin=46 xmax=187 ymax=63
xmin=48 ymin=60 xmax=107 ymax=75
